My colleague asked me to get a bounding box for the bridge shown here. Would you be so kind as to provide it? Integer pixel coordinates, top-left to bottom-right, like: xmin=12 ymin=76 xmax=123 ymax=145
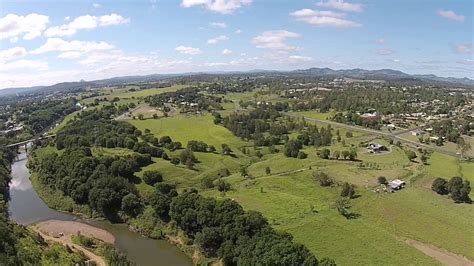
xmin=7 ymin=134 xmax=56 ymax=152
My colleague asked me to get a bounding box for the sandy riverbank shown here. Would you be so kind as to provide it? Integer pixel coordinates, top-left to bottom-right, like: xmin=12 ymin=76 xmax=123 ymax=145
xmin=34 ymin=220 xmax=115 ymax=244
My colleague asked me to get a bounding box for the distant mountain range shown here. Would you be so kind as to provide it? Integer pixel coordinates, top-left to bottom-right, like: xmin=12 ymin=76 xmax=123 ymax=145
xmin=1 ymin=68 xmax=472 ymax=97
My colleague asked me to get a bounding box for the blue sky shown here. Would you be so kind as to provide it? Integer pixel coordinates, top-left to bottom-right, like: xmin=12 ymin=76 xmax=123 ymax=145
xmin=0 ymin=0 xmax=472 ymax=88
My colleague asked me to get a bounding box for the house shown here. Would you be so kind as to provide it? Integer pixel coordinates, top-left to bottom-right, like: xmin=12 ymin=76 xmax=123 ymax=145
xmin=389 ymin=179 xmax=406 ymax=190
xmin=367 ymin=143 xmax=385 ymax=153
xmin=411 ymin=129 xmax=424 ymax=136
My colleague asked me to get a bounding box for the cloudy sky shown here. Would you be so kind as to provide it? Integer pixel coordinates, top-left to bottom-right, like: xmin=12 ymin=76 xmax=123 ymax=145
xmin=0 ymin=0 xmax=472 ymax=88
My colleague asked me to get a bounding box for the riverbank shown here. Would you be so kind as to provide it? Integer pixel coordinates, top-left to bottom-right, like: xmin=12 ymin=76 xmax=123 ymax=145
xmin=28 ymin=154 xmax=201 ymax=265
xmin=31 ymin=222 xmax=108 ymax=266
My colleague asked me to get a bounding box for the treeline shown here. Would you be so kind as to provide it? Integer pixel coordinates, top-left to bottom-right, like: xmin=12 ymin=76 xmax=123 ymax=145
xmin=169 ymin=190 xmax=321 ymax=265
xmin=30 ymin=147 xmax=151 ymax=218
xmin=0 ymin=138 xmax=86 ymax=265
xmin=428 ymin=118 xmax=473 ymax=144
xmin=145 ymin=87 xmax=223 ymax=112
xmin=332 ymin=112 xmax=382 ymax=130
xmin=305 ymin=87 xmax=466 ymax=115
xmin=432 ymin=177 xmax=471 ymax=203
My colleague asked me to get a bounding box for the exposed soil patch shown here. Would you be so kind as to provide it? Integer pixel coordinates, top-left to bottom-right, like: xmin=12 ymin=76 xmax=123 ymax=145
xmin=35 ymin=220 xmax=115 ymax=244
xmin=405 ymin=239 xmax=474 ymax=266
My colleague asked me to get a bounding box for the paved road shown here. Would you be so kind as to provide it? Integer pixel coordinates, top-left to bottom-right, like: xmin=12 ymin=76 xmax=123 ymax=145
xmin=283 ymin=112 xmax=460 ymax=157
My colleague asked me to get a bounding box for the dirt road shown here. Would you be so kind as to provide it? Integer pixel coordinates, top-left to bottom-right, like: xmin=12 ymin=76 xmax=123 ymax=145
xmin=32 ymin=224 xmax=107 ymax=266
xmin=406 ymin=239 xmax=474 ymax=266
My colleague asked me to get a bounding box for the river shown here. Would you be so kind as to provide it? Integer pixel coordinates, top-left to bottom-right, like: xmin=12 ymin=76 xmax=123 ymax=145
xmin=8 ymin=151 xmax=192 ymax=266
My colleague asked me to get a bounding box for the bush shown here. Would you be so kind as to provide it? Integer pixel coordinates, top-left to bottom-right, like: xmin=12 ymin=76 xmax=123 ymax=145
xmin=313 ymin=171 xmax=333 ymax=187
xmin=431 ymin=177 xmax=448 ymax=195
xmin=377 ymin=176 xmax=387 ymax=185
xmin=216 ymin=179 xmax=231 ymax=192
xmin=142 ymin=170 xmax=163 ymax=186
xmin=340 ymin=182 xmax=356 ymax=198
xmin=202 ymin=176 xmax=215 ymax=188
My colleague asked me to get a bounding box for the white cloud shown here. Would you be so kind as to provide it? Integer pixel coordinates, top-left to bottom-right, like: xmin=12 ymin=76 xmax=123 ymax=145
xmin=58 ymin=51 xmax=83 ymax=59
xmin=64 ymin=16 xmax=70 ymax=21
xmin=288 ymin=55 xmax=313 ymax=62
xmin=31 ymin=38 xmax=114 ymax=54
xmin=99 ymin=14 xmax=130 ymax=26
xmin=0 ymin=47 xmax=27 ymax=62
xmin=438 ymin=10 xmax=465 ymax=22
xmin=290 ymin=8 xmax=361 ymax=28
xmin=210 ymin=22 xmax=227 ymax=28
xmin=181 ymin=0 xmax=252 ymax=14
xmin=253 ymin=30 xmax=301 ymax=50
xmin=374 ymin=48 xmax=395 ymax=55
xmin=0 ymin=13 xmax=49 ymax=40
xmin=93 ymin=3 xmax=101 ymax=8
xmin=376 ymin=38 xmax=385 ymax=44
xmin=454 ymin=43 xmax=472 ymax=54
xmin=207 ymin=35 xmax=228 ymax=44
xmin=0 ymin=59 xmax=48 ymax=72
xmin=222 ymin=49 xmax=233 ymax=55
xmin=175 ymin=46 xmax=202 ymax=55
xmin=316 ymin=0 xmax=362 ymax=12
xmin=9 ymin=37 xmax=18 ymax=43
xmin=44 ymin=13 xmax=129 ymax=37
xmin=457 ymin=59 xmax=474 ymax=65
xmin=235 ymin=29 xmax=242 ymax=34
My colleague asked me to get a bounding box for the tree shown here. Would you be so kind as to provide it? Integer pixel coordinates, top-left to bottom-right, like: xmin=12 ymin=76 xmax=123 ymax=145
xmin=341 ymin=182 xmax=356 ymax=198
xmin=313 ymin=171 xmax=333 ymax=187
xmin=265 ymin=166 xmax=271 ymax=175
xmin=431 ymin=177 xmax=448 ymax=195
xmin=255 ymin=150 xmax=263 ymax=159
xmin=121 ymin=193 xmax=141 ymax=217
xmin=142 ymin=170 xmax=163 ymax=186
xmin=152 ymin=113 xmax=158 ymax=119
xmin=297 ymin=151 xmax=308 ymax=159
xmin=377 ymin=176 xmax=388 ymax=185
xmin=170 ymin=157 xmax=180 ymax=165
xmin=335 ymin=197 xmax=352 ymax=218
xmin=284 ymin=139 xmax=302 ymax=158
xmin=319 ymin=148 xmax=330 ymax=160
xmin=216 ymin=179 xmax=231 ymax=192
xmin=138 ymin=113 xmax=144 ymax=120
xmin=240 ymin=165 xmax=249 ymax=178
xmin=221 ymin=144 xmax=232 ymax=155
xmin=405 ymin=150 xmax=417 ymax=161
xmin=201 ymin=176 xmax=215 ymax=188
xmin=345 ymin=131 xmax=353 ymax=138
xmin=333 ymin=150 xmax=340 ymax=160
xmin=457 ymin=137 xmax=471 ymax=159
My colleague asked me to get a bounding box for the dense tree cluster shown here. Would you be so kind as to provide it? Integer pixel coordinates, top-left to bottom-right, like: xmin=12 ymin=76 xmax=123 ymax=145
xmin=16 ymin=98 xmax=80 ymax=134
xmin=55 ymin=107 xmax=168 ymax=158
xmin=30 ymin=147 xmax=151 ymax=217
xmin=222 ymin=106 xmax=281 ymax=139
xmin=332 ymin=112 xmax=382 ymax=130
xmin=432 ymin=177 xmax=471 ymax=203
xmin=429 ymin=119 xmax=473 ymax=144
xmin=169 ymin=190 xmax=320 ymax=265
xmin=0 ymin=138 xmax=86 ymax=264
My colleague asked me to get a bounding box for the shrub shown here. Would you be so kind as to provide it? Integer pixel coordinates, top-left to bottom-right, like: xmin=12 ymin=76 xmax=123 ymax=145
xmin=142 ymin=170 xmax=163 ymax=186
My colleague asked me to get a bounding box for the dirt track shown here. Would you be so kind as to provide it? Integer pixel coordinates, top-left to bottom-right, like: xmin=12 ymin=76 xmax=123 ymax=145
xmin=32 ymin=220 xmax=111 ymax=266
xmin=406 ymin=239 xmax=474 ymax=266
